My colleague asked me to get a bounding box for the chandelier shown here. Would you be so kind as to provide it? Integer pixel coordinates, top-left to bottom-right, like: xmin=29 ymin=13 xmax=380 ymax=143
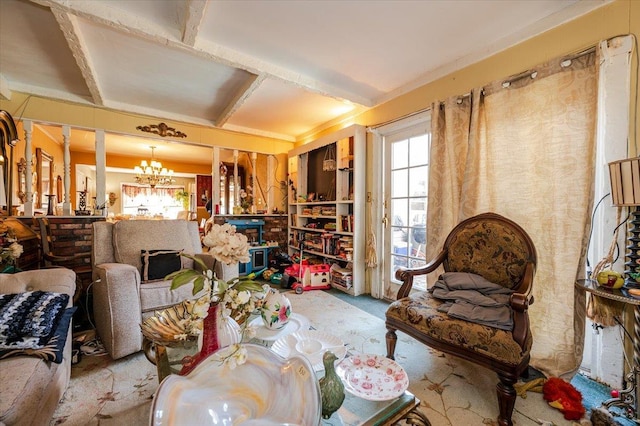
xmin=133 ymin=146 xmax=175 ymax=188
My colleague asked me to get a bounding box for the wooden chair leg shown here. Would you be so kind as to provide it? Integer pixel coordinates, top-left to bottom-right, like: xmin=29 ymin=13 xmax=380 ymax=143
xmin=385 ymin=327 xmax=397 ymax=360
xmin=496 ymin=374 xmax=517 ymax=426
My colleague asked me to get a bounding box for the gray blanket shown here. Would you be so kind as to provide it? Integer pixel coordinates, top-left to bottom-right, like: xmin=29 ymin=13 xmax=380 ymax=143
xmin=429 ymin=272 xmax=514 ymax=330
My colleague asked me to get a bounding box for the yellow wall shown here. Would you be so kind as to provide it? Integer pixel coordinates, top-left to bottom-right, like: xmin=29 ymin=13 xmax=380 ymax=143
xmin=8 ymin=121 xmax=65 ymax=209
xmin=303 ymin=0 xmax=639 ymax=155
xmin=0 ymin=93 xmax=295 ymax=155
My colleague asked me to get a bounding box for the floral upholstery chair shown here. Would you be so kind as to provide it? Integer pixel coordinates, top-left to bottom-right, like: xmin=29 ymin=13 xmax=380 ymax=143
xmin=386 ymin=212 xmax=536 ymax=426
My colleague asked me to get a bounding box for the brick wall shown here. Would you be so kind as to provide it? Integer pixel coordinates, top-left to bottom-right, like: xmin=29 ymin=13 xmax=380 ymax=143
xmin=20 ymin=216 xmax=105 ymax=272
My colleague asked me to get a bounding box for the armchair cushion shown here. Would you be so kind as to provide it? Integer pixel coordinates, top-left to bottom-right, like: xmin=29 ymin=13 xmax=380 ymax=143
xmin=112 ymin=220 xmax=196 ymax=271
xmin=386 ymin=292 xmax=531 ymax=366
xmin=445 ymin=218 xmax=532 ymax=289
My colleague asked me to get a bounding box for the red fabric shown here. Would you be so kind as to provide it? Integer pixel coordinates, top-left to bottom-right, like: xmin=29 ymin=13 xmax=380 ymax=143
xmin=542 ymin=377 xmax=585 ymax=420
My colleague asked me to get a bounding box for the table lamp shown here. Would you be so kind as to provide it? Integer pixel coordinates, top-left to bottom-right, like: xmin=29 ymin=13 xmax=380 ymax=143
xmin=609 ymin=157 xmax=640 ymax=286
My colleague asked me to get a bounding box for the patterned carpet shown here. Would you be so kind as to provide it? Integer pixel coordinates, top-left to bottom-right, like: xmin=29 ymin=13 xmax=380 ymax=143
xmin=51 ymin=289 xmax=620 ymax=425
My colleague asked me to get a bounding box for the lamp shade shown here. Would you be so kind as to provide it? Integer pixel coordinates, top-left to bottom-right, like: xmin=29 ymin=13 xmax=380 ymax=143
xmin=609 ymin=157 xmax=640 ymax=206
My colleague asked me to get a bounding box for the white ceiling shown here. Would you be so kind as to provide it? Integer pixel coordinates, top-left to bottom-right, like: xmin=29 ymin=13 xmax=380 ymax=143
xmin=0 ymin=0 xmax=609 ymax=160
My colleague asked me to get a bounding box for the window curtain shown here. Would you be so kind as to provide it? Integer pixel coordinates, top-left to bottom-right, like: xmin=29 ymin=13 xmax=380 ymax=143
xmin=121 ymin=184 xmax=183 ymax=208
xmin=425 ymin=96 xmax=474 ymax=285
xmin=428 ymin=50 xmax=598 ymax=377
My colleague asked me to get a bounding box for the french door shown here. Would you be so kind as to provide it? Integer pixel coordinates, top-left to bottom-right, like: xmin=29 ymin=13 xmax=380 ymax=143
xmin=379 ymin=116 xmax=430 ymax=299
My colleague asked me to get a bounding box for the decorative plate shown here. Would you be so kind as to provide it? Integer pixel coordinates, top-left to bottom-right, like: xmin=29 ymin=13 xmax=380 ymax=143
xmin=151 ymin=344 xmax=321 ymax=425
xmin=271 ymin=330 xmax=346 ymax=372
xmin=336 ymin=354 xmax=409 ymax=401
xmin=140 ymin=299 xmax=200 ymax=347
xmin=248 ymin=313 xmax=310 ymax=341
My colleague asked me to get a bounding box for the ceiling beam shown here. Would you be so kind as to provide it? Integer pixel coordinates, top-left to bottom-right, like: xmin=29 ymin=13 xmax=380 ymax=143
xmin=0 ymin=74 xmax=11 ymax=101
xmin=216 ymin=74 xmax=265 ymax=127
xmin=29 ymin=0 xmax=373 ymax=108
xmin=51 ymin=9 xmax=104 ymax=106
xmin=182 ymin=0 xmax=207 ymax=47
xmin=221 ymin=122 xmax=295 ymax=143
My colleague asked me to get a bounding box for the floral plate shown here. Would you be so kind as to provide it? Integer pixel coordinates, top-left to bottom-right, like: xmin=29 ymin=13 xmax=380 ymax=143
xmin=248 ymin=313 xmax=310 ymax=341
xmin=271 ymin=330 xmax=346 ymax=372
xmin=335 ymin=354 xmax=409 ymax=401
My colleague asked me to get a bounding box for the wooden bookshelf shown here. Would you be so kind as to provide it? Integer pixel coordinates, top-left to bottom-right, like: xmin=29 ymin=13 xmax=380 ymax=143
xmin=287 ymin=125 xmax=365 ymax=296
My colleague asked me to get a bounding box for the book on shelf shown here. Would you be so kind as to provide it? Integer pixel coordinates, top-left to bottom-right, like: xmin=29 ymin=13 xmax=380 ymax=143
xmin=330 ymin=263 xmax=353 ymax=289
xmin=340 ymin=215 xmax=352 ymax=232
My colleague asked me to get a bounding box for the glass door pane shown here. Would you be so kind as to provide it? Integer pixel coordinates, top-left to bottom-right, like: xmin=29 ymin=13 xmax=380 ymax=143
xmin=384 ymin=131 xmax=430 ymax=295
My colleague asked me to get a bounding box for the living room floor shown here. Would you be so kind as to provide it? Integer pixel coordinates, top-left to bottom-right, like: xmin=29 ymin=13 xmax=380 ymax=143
xmin=316 ymin=286 xmax=633 ymax=425
xmin=60 ymin=281 xmax=633 ymax=425
xmin=256 ymin=275 xmax=390 ymax=320
xmin=324 ymin=288 xmax=389 ymax=320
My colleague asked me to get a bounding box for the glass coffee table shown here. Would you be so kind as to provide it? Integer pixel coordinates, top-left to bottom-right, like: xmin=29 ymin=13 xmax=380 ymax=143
xmin=321 ymin=387 xmax=429 ymax=426
xmin=144 ymin=314 xmax=431 ymax=426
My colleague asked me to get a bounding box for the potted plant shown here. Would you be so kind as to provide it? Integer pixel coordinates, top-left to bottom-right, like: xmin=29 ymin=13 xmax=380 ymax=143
xmin=175 ymin=190 xmax=190 ymax=211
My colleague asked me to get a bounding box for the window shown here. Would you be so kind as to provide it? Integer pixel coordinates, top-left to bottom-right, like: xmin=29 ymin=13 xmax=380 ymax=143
xmin=121 ymin=184 xmax=184 ymax=218
xmin=374 ymin=110 xmax=431 ymax=296
xmin=389 ymin=132 xmax=430 ymax=283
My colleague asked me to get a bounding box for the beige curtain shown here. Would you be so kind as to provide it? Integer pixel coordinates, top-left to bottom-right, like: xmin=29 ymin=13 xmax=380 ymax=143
xmin=425 ymin=96 xmax=474 ymax=285
xmin=430 ymin=51 xmax=598 ymax=377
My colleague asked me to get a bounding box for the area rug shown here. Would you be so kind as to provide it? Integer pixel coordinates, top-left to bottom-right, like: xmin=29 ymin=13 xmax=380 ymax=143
xmin=52 ymin=289 xmax=607 ymax=425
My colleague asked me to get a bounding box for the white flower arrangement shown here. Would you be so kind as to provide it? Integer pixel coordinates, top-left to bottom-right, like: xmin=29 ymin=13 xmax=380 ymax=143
xmin=239 ymin=185 xmax=253 ymax=211
xmin=169 ymin=222 xmax=267 ymax=369
xmin=202 ymin=223 xmax=251 ymax=265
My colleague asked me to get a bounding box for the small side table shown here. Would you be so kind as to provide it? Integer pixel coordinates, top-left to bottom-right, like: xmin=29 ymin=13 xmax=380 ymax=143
xmin=575 ymin=279 xmax=640 ymax=422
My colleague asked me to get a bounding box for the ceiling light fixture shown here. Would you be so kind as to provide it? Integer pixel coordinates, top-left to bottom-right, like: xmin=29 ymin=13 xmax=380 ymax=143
xmin=133 ymin=146 xmax=175 ymax=188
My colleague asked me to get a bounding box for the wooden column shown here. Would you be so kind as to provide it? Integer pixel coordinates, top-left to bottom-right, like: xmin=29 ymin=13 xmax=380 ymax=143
xmin=95 ymin=130 xmax=106 ymax=214
xmin=23 ymin=120 xmax=33 ymax=217
xmin=62 ymin=125 xmax=71 ymax=215
xmin=267 ymin=155 xmax=276 ymax=213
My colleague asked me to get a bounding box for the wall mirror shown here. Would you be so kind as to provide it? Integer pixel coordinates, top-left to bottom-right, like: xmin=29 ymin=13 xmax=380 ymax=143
xmin=17 ymin=157 xmax=38 ymax=204
xmin=218 ymin=149 xmax=269 ymax=214
xmin=17 ymin=158 xmax=27 ymax=203
xmin=36 ymin=148 xmax=53 ymax=210
xmin=56 ymin=175 xmax=63 ymax=203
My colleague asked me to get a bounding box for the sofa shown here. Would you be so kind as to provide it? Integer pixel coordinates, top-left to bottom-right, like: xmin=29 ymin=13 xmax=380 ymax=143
xmin=0 ymin=268 xmax=76 ymax=426
xmin=92 ymin=219 xmax=238 ymax=360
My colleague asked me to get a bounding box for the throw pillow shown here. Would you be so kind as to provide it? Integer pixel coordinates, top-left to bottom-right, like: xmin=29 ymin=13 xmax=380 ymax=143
xmin=141 ymin=249 xmax=184 ymax=282
xmin=0 ymin=291 xmax=70 ymax=349
xmin=0 ymin=306 xmax=76 ymax=364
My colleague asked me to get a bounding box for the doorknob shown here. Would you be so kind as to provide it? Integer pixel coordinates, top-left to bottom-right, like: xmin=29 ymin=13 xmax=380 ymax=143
xmin=382 ymin=215 xmax=389 ymax=228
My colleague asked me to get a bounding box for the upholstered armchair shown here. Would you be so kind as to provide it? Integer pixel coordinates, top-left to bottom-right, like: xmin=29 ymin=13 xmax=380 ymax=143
xmin=92 ymin=219 xmax=238 ymax=360
xmin=386 ymin=212 xmax=537 ymax=426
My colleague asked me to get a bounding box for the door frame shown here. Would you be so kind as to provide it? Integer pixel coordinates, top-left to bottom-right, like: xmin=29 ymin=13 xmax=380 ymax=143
xmin=369 ymin=111 xmax=430 ymax=300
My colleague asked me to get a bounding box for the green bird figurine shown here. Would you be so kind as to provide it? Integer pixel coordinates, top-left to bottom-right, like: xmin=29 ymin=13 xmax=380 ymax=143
xmin=319 ymin=351 xmax=345 ymax=419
